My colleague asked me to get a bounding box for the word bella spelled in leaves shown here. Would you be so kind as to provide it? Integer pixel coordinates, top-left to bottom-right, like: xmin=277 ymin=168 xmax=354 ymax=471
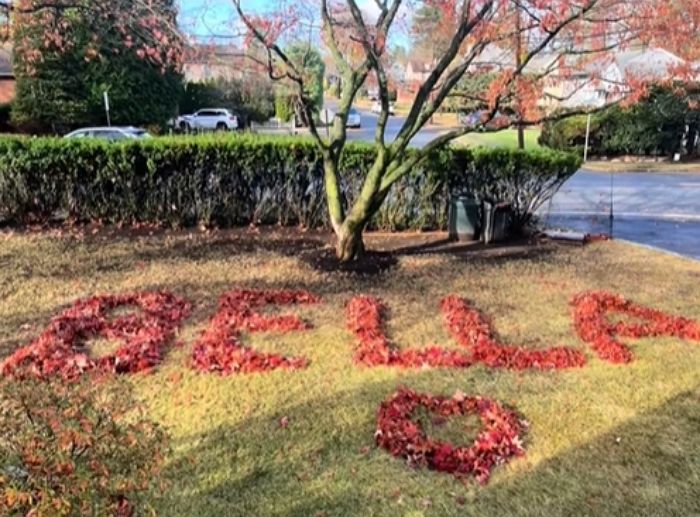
xmin=2 ymin=289 xmax=698 ymax=483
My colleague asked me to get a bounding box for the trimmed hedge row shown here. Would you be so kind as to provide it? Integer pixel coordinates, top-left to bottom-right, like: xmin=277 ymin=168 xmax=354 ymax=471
xmin=0 ymin=134 xmax=581 ymax=231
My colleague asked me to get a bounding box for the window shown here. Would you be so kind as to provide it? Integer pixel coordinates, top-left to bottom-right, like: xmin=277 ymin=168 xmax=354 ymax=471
xmin=92 ymin=130 xmax=127 ymax=140
xmin=126 ymin=129 xmax=150 ymax=139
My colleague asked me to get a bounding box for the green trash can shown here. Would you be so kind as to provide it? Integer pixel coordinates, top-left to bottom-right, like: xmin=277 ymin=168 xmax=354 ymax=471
xmin=448 ymin=195 xmax=480 ymax=241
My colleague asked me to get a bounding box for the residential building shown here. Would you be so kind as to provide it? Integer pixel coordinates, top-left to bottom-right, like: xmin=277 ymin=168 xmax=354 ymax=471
xmin=556 ymin=47 xmax=689 ymax=109
xmin=0 ymin=45 xmax=15 ymax=104
xmin=183 ymin=45 xmax=247 ymax=83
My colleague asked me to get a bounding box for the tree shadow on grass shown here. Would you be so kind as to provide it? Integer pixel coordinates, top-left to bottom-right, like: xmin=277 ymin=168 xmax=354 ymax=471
xmin=157 ymin=381 xmax=700 ymax=517
xmin=157 ymin=374 xmax=445 ymax=517
xmin=300 ymin=249 xmax=399 ymax=277
xmin=0 ymin=306 xmax=61 ymax=359
xmin=484 ymin=385 xmax=700 ymax=517
xmin=388 ymin=236 xmax=560 ymax=265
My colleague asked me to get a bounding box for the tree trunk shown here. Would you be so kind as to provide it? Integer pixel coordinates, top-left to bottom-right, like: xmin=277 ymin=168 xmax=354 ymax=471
xmin=335 ymin=222 xmax=365 ymax=262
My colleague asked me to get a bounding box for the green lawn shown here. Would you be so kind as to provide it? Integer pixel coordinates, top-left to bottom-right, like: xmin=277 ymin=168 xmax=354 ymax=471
xmin=457 ymin=129 xmax=542 ymax=149
xmin=1 ymin=229 xmax=700 ymax=516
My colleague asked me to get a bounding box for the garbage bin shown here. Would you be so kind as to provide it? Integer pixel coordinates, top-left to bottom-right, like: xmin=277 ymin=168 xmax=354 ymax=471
xmin=482 ymin=201 xmax=513 ymax=244
xmin=448 ymin=195 xmax=480 ymax=242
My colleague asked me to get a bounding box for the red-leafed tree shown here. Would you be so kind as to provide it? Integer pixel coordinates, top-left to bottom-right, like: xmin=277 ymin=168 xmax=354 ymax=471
xmin=649 ymin=0 xmax=700 ymax=61
xmin=1 ymin=0 xmax=182 ymax=65
xmin=189 ymin=2 xmax=699 ymax=259
xmin=6 ymin=0 xmax=184 ymax=132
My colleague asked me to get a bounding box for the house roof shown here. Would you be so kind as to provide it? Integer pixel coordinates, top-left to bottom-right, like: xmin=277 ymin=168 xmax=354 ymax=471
xmin=612 ymin=47 xmax=686 ymax=79
xmin=580 ymin=47 xmax=687 ymax=80
xmin=469 ymin=45 xmax=559 ymax=75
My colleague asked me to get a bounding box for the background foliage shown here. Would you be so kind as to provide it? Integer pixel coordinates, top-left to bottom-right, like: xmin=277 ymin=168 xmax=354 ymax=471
xmin=540 ymin=86 xmax=700 ymax=157
xmin=11 ymin=0 xmax=182 ymax=134
xmin=0 ymin=135 xmax=580 ymax=231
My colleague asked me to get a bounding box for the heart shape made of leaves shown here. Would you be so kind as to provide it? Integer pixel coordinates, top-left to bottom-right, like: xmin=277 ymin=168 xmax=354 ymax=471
xmin=375 ymin=386 xmax=527 ymax=484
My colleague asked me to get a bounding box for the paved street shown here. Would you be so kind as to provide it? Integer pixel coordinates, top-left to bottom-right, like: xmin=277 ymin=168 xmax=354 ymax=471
xmin=325 ymin=101 xmax=451 ymax=148
xmin=540 ymin=170 xmax=700 ymax=260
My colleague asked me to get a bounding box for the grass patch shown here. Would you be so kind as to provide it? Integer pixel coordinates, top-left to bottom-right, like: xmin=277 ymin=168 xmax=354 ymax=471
xmin=85 ymin=337 xmax=124 ymax=360
xmin=456 ymin=129 xmax=542 ymax=149
xmin=1 ymin=228 xmax=699 ymax=516
xmin=583 ymin=160 xmax=700 ymax=173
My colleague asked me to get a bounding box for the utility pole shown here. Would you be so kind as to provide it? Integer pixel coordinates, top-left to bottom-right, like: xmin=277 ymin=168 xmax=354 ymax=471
xmin=515 ymin=5 xmax=525 ymax=149
xmin=103 ymin=91 xmax=111 ymax=127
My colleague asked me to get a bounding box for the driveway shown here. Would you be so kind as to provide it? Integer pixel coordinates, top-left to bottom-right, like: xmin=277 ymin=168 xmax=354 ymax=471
xmin=540 ymin=170 xmax=700 ymax=260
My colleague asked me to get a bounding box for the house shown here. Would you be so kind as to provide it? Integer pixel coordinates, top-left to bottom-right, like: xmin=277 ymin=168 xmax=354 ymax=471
xmin=554 ymin=47 xmax=689 ymax=109
xmin=182 ymin=45 xmax=248 ymax=83
xmin=0 ymin=45 xmax=15 ymax=104
xmin=404 ymin=60 xmax=433 ymax=83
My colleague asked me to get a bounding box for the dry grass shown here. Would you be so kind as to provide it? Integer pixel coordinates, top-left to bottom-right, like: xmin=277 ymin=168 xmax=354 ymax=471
xmin=583 ymin=160 xmax=700 ymax=173
xmin=1 ymin=228 xmax=700 ymax=516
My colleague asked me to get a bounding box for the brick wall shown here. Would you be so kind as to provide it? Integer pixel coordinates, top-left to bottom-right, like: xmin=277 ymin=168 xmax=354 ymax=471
xmin=0 ymin=78 xmax=15 ymax=104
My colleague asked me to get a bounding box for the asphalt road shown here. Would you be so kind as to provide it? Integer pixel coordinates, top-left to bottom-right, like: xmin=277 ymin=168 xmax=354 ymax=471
xmin=540 ymin=170 xmax=700 ymax=260
xmin=324 ymin=101 xmax=451 ymax=148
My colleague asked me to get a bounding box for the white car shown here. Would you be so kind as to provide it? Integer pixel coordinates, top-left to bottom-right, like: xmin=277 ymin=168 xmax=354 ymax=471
xmin=370 ymin=101 xmax=395 ymax=115
xmin=175 ymin=108 xmax=239 ymax=131
xmin=346 ymin=108 xmax=361 ymax=128
xmin=64 ymin=126 xmax=152 ymax=141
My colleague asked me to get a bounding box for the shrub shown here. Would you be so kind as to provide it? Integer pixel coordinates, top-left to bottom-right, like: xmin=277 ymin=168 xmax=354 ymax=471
xmin=274 ymin=94 xmax=295 ymax=123
xmin=0 ymin=377 xmax=168 ymax=515
xmin=453 ymin=147 xmax=581 ymax=230
xmin=539 ymin=86 xmax=700 ymax=157
xmin=538 ymin=114 xmax=600 ymax=155
xmin=0 ymin=134 xmax=580 ymax=231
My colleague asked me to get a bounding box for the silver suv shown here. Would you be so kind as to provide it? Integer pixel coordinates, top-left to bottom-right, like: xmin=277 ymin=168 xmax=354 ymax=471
xmin=64 ymin=126 xmax=152 ymax=140
xmin=175 ymin=109 xmax=239 ymax=131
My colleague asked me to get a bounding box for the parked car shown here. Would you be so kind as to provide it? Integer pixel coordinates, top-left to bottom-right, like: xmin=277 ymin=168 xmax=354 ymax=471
xmin=64 ymin=126 xmax=152 ymax=141
xmin=175 ymin=108 xmax=239 ymax=131
xmin=370 ymin=101 xmax=395 ymax=115
xmin=346 ymin=108 xmax=362 ymax=128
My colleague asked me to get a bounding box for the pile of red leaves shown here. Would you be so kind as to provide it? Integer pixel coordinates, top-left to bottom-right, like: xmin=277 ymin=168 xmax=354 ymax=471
xmin=441 ymin=295 xmax=587 ymax=370
xmin=571 ymin=291 xmax=700 ymax=363
xmin=346 ymin=296 xmax=473 ymax=368
xmin=1 ymin=292 xmax=191 ymax=381
xmin=375 ymin=387 xmax=527 ymax=484
xmin=191 ymin=289 xmax=320 ymax=375
xmin=346 ymin=295 xmax=585 ymax=371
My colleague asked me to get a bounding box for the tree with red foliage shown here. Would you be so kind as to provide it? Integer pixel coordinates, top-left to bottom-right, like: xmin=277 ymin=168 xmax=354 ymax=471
xmin=230 ymin=0 xmax=696 ymax=262
xmin=1 ymin=0 xmax=182 ymax=68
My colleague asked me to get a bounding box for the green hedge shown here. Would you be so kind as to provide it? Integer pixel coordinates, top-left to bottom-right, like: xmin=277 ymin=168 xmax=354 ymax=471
xmin=540 ymin=86 xmax=700 ymax=157
xmin=0 ymin=134 xmax=581 ymax=231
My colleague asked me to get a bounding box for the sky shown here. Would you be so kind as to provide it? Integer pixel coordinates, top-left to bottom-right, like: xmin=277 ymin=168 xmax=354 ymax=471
xmin=177 ymin=0 xmax=400 ymax=44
